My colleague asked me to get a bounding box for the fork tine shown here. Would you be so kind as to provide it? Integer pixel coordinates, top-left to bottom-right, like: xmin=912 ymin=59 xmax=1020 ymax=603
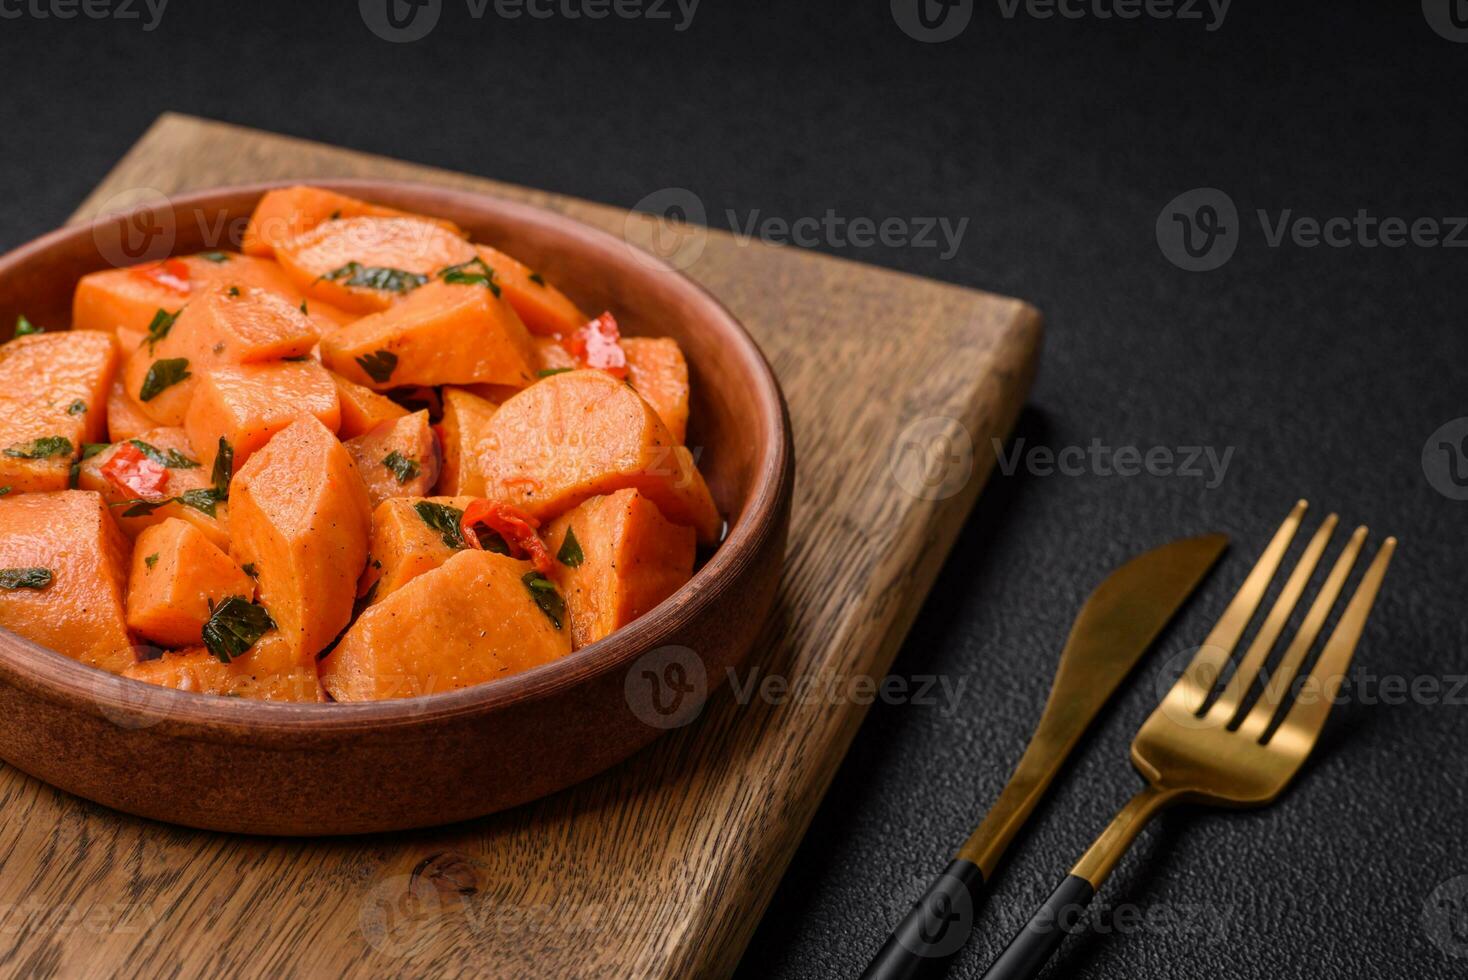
xmin=1269 ymin=536 xmax=1397 ymax=752
xmin=1206 ymin=514 xmax=1338 ymax=725
xmin=1237 ymin=526 xmax=1367 ymax=740
xmin=1168 ymin=500 xmax=1308 ymax=716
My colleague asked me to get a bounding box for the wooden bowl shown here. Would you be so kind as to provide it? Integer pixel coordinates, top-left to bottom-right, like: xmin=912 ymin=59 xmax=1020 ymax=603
xmin=0 ymin=181 xmax=793 ymax=835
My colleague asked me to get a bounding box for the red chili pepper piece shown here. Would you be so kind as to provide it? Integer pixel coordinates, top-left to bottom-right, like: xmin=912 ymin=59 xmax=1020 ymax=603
xmin=129 ymin=257 xmax=191 ymax=294
xmin=460 ymin=499 xmax=555 ymax=575
xmin=561 ymin=312 xmax=628 ymax=379
xmin=100 ymin=442 xmax=169 ymax=499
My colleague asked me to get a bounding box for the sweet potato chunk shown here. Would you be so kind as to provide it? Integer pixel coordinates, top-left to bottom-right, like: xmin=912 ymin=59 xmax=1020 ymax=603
xmin=474 ymin=245 xmax=587 ymax=337
xmin=122 ymin=282 xmax=321 ymax=426
xmin=320 ymin=280 xmax=537 ymax=390
xmin=229 ymin=416 xmax=371 ymax=659
xmin=0 ymin=490 xmax=136 ymax=672
xmin=435 ymin=388 xmax=497 ymax=495
xmin=76 ymin=426 xmax=230 ymax=550
xmin=72 ymin=257 xmax=206 ymax=336
xmin=276 ymin=217 xmax=476 ymax=314
xmin=477 ymin=370 xmax=721 ymax=542
xmin=243 ymin=186 xmax=463 ymax=258
xmin=126 ymin=518 xmax=254 ymax=648
xmin=123 ymin=633 xmax=325 ymax=702
xmin=331 ymin=372 xmax=408 ymax=438
xmin=185 ymin=360 xmax=341 ymax=474
xmin=106 ymin=378 xmax=155 ymax=442
xmin=0 ymin=331 xmax=118 ymax=492
xmin=359 ymin=495 xmax=478 ymax=604
xmin=623 ymin=337 xmax=690 ymax=445
xmin=321 ymin=550 xmax=571 ymax=701
xmin=544 ymin=489 xmax=695 ymax=649
xmin=344 ymin=411 xmax=439 ymax=508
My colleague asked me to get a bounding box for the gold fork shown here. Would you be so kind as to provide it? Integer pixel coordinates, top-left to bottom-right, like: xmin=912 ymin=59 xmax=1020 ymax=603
xmin=981 ymin=501 xmax=1397 ymax=979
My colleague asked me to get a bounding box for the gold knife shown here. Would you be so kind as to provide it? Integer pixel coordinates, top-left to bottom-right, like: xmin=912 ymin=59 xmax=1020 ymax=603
xmin=860 ymin=532 xmax=1229 ymax=980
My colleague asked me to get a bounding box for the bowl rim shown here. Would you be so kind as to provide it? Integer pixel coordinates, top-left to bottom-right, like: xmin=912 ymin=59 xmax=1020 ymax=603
xmin=0 ymin=178 xmax=793 ymax=735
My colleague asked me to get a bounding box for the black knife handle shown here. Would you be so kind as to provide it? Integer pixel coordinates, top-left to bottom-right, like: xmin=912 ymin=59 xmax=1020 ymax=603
xmin=979 ymin=874 xmax=1096 ymax=980
xmin=859 ymin=859 xmax=984 ymax=980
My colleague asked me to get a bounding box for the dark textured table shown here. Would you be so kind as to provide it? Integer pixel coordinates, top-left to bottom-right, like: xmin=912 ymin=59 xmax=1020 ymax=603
xmin=1 ymin=3 xmax=1463 ymax=978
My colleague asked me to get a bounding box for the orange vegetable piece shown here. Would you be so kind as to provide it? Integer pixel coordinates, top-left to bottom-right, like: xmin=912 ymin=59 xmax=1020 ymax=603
xmin=243 ymin=186 xmax=463 ymax=258
xmin=319 ymin=280 xmax=537 ymax=390
xmin=623 ymin=337 xmax=690 ymax=445
xmin=435 ymin=387 xmax=497 ymax=495
xmin=275 ymin=216 xmax=476 ymax=314
xmin=321 ymin=550 xmax=572 ymax=702
xmin=0 ymin=490 xmax=136 ymax=672
xmin=474 ymin=244 xmax=587 ymax=336
xmin=544 ymin=489 xmax=695 ymax=649
xmin=76 ymin=426 xmax=230 ymax=551
xmin=532 ymin=336 xmax=577 ymax=372
xmin=478 ymin=370 xmax=721 ymax=542
xmin=229 ymin=416 xmax=371 ymax=659
xmin=0 ymin=330 xmax=118 ymax=492
xmin=343 ymin=410 xmax=439 ymax=508
xmin=123 ymin=633 xmax=325 ymax=702
xmin=125 ymin=517 xmax=255 ymax=648
xmin=106 ymin=377 xmax=156 ymax=443
xmin=330 ymin=371 xmax=408 ymax=438
xmin=184 ymin=360 xmax=341 ymax=475
xmin=357 ymin=495 xmax=478 ymax=605
xmin=72 ymin=258 xmax=205 ymax=336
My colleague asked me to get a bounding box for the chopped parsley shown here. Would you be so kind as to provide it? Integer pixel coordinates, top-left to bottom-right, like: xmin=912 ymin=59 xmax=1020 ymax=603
xmin=355 ymin=349 xmax=398 ymax=384
xmin=144 ymin=553 xmax=159 ymax=570
xmin=556 ymin=527 xmax=585 ymax=568
xmin=528 ymin=272 xmax=546 ymax=286
xmin=0 ymin=486 xmax=10 ymax=496
xmin=66 ymin=399 xmax=87 ymax=416
xmin=439 ymin=257 xmax=501 ymax=297
xmin=201 ymin=596 xmax=276 ymax=664
xmin=115 ymin=486 xmax=226 ymax=519
xmin=144 ymin=308 xmax=181 ymax=352
xmin=241 ymin=563 xmax=258 ymax=579
xmin=319 ymin=262 xmax=426 ymax=294
xmin=522 ymin=572 xmax=565 ymax=630
xmin=129 ymin=439 xmax=199 ymax=469
xmin=226 ymin=286 xmax=241 ymax=298
xmin=81 ymin=442 xmax=111 ymax=460
xmin=4 ymin=436 xmax=72 ymax=460
xmin=382 ymin=451 xmax=420 ymax=484
xmin=210 ymin=438 xmax=233 ymax=495
xmin=299 ymin=299 xmax=309 ymax=315
xmin=199 ymin=252 xmax=230 ymax=263
xmin=14 ymin=315 xmax=43 ymax=337
xmin=139 ymin=358 xmax=191 ymax=401
xmin=0 ymin=567 xmax=52 ymax=591
xmin=413 ymin=501 xmax=465 ymax=550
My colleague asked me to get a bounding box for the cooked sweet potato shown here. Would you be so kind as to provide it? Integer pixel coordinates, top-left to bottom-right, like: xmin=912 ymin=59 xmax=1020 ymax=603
xmin=331 ymin=372 xmax=408 ymax=438
xmin=477 ymin=370 xmax=720 ymax=542
xmin=321 ymin=549 xmax=571 ymax=701
xmin=275 ymin=216 xmax=476 ymax=314
xmin=320 ymin=280 xmax=537 ymax=391
xmin=474 ymin=245 xmax=587 ymax=336
xmin=435 ymin=387 xmax=497 ymax=496
xmin=105 ymin=378 xmax=156 ymax=443
xmin=344 ymin=410 xmax=439 ymax=508
xmin=358 ymin=494 xmax=479 ymax=604
xmin=184 ymin=360 xmax=341 ymax=474
xmin=126 ymin=517 xmax=255 ymax=648
xmin=72 ymin=257 xmax=205 ymax=336
xmin=123 ymin=633 xmax=325 ymax=702
xmin=623 ymin=337 xmax=690 ymax=445
xmin=243 ymin=186 xmax=463 ymax=258
xmin=0 ymin=330 xmax=118 ymax=492
xmin=0 ymin=490 xmax=136 ymax=672
xmin=229 ymin=416 xmax=371 ymax=659
xmin=544 ymin=489 xmax=695 ymax=649
xmin=75 ymin=426 xmax=231 ymax=550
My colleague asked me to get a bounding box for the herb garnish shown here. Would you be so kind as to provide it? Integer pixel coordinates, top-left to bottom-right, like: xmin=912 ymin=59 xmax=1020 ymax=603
xmin=382 ymin=451 xmax=420 ymax=484
xmin=537 ymin=367 xmax=573 ymax=378
xmin=528 ymin=272 xmax=546 ymax=286
xmin=129 ymin=439 xmax=200 ymax=469
xmin=210 ymin=438 xmax=233 ymax=495
xmin=0 ymin=486 xmax=10 ymax=496
xmin=439 ymin=257 xmax=501 ymax=297
xmin=226 ymin=286 xmax=241 ymax=298
xmin=139 ymin=358 xmax=191 ymax=401
xmin=299 ymin=299 xmax=309 ymax=315
xmin=201 ymin=595 xmax=276 ymax=664
xmin=319 ymin=262 xmax=427 ymax=294
xmin=556 ymin=527 xmax=585 ymax=568
xmin=14 ymin=315 xmax=42 ymax=336
xmin=522 ymin=572 xmax=565 ymax=629
xmin=81 ymin=442 xmax=110 ymax=460
xmin=355 ymin=349 xmax=398 ymax=384
xmin=144 ymin=308 xmax=180 ymax=352
xmin=413 ymin=501 xmax=466 ymax=550
xmin=4 ymin=436 xmax=72 ymax=460
xmin=66 ymin=399 xmax=87 ymax=416
xmin=144 ymin=553 xmax=159 ymax=570
xmin=200 ymin=252 xmax=230 ymax=263
xmin=0 ymin=567 xmax=52 ymax=591
xmin=241 ymin=563 xmax=258 ymax=578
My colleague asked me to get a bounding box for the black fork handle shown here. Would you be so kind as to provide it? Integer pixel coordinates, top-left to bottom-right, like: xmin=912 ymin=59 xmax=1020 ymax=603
xmin=859 ymin=859 xmax=984 ymax=980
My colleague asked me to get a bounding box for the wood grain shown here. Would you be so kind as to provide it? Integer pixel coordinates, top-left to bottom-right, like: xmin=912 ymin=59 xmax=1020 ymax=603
xmin=0 ymin=114 xmax=1041 ymax=979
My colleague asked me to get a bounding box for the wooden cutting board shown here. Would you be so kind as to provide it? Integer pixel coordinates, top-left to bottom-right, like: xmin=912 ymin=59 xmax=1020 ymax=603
xmin=0 ymin=113 xmax=1040 ymax=979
